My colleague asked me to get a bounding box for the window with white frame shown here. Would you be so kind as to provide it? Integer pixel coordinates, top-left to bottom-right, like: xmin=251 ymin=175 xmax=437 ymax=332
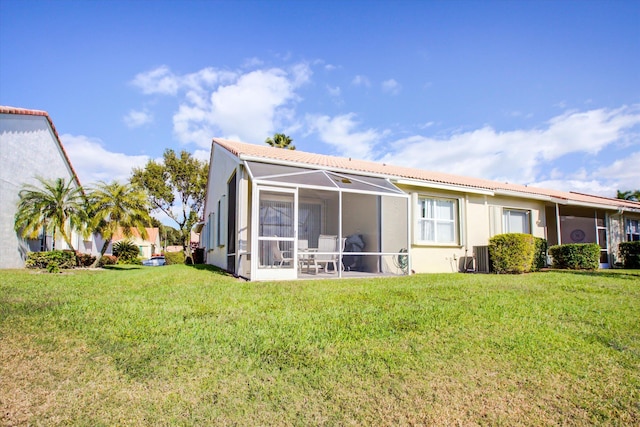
xmin=417 ymin=197 xmax=458 ymax=244
xmin=216 ymin=198 xmax=225 ymax=247
xmin=627 ymin=219 xmax=640 ymax=241
xmin=208 ymin=212 xmax=215 ymax=250
xmin=503 ymin=209 xmax=531 ymax=234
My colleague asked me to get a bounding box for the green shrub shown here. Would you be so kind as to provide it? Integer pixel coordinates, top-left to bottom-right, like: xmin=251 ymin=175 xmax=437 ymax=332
xmin=548 ymin=243 xmax=600 ymax=270
xmin=164 ymin=251 xmax=185 ymax=265
xmin=97 ymin=255 xmax=117 ymax=267
xmin=618 ymin=241 xmax=640 ymax=269
xmin=532 ymin=237 xmax=548 ymax=271
xmin=113 ymin=240 xmax=140 ymax=263
xmin=76 ymin=252 xmax=96 ymax=268
xmin=117 ymin=257 xmax=143 ymax=265
xmin=25 ymin=250 xmax=76 ymax=271
xmin=489 ymin=233 xmax=536 ymax=274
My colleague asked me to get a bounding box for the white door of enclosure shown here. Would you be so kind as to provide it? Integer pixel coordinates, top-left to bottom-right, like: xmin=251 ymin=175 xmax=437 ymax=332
xmin=253 ymin=186 xmax=298 ymax=281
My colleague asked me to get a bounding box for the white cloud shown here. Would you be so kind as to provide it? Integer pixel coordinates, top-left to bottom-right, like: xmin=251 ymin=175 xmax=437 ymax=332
xmin=381 ymin=79 xmax=401 ymax=95
xmin=131 ymin=63 xmax=316 ymax=148
xmin=327 ymin=85 xmax=341 ymax=97
xmin=131 ymin=66 xmax=180 ymax=95
xmin=379 ymin=106 xmax=640 ymax=191
xmin=131 ymin=65 xmax=236 ymax=96
xmin=306 ymin=113 xmax=385 ymax=160
xmin=206 ymin=68 xmax=303 ymax=144
xmin=352 ymin=75 xmax=371 ymax=87
xmin=159 ymin=64 xmax=312 ymax=147
xmin=61 ymin=134 xmax=149 ymax=184
xmin=594 ymin=151 xmax=640 ymax=192
xmin=123 ymin=109 xmax=153 ymax=128
xmin=242 ymin=57 xmax=264 ymax=68
xmin=531 ymin=178 xmax=616 ymax=196
xmin=531 ymin=152 xmax=640 ymax=197
xmin=192 ymin=149 xmax=212 ymax=162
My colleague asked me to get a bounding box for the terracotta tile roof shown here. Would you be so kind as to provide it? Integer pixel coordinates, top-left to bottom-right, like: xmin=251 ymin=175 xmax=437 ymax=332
xmin=112 ymin=227 xmax=159 ymax=243
xmin=213 ymin=137 xmax=640 ymax=211
xmin=0 ymin=106 xmax=83 ymax=187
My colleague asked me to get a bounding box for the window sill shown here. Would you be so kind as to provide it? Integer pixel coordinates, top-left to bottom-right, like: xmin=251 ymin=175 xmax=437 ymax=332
xmin=412 ymin=242 xmax=463 ymax=248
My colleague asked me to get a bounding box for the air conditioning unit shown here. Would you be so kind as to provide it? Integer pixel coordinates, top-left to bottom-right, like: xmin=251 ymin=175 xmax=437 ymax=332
xmin=474 ymin=246 xmax=491 ymax=273
xmin=460 ymin=256 xmax=475 ymax=272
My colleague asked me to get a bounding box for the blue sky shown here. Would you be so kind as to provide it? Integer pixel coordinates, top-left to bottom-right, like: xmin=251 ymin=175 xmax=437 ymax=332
xmin=1 ymin=0 xmax=639 ymax=197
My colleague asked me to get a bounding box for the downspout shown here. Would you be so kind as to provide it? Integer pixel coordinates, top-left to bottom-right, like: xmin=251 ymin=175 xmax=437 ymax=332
xmin=464 ymin=194 xmax=469 ymax=253
xmin=406 ymin=193 xmax=412 ymax=275
xmin=462 ymin=194 xmax=469 ymax=273
xmin=338 ymin=190 xmax=343 ymax=279
xmin=235 ymin=165 xmax=242 ymax=276
xmin=250 ymin=179 xmax=258 ymax=280
xmin=555 ymin=203 xmax=562 ymax=245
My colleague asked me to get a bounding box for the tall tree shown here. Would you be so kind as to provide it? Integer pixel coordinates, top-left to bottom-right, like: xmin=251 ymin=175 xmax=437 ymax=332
xmin=87 ymin=180 xmax=152 ymax=266
xmin=131 ymin=149 xmax=209 ymax=251
xmin=14 ymin=177 xmax=86 ymax=251
xmin=616 ymin=190 xmax=640 ymax=201
xmin=265 ymin=133 xmax=295 ymax=150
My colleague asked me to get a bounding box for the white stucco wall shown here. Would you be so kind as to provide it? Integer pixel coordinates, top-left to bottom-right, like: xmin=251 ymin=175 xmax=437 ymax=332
xmin=203 ymin=144 xmax=242 ymax=271
xmin=0 ymin=113 xmax=81 ymax=268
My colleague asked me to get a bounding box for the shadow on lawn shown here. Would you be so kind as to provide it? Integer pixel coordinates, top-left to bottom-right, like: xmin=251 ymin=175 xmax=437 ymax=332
xmin=552 ymin=269 xmax=640 ymax=280
xmin=187 ymin=263 xmax=233 ymax=276
xmin=102 ymin=265 xmax=142 ymax=271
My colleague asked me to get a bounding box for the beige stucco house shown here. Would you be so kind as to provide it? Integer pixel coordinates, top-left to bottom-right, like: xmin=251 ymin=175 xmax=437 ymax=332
xmin=0 ymin=106 xmax=103 ymax=268
xmin=111 ymin=227 xmax=161 ymax=259
xmin=199 ymin=138 xmax=640 ymax=281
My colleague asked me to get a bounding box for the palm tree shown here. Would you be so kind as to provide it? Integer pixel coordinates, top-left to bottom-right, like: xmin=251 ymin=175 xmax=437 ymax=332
xmin=87 ymin=181 xmax=152 ymax=266
xmin=14 ymin=177 xmax=86 ymax=251
xmin=616 ymin=190 xmax=639 ymax=201
xmin=265 ymin=133 xmax=295 ymax=150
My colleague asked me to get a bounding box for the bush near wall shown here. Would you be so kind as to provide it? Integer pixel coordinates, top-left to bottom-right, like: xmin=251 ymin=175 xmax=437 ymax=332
xmin=113 ymin=240 xmax=141 ymax=264
xmin=97 ymin=255 xmax=117 ymax=267
xmin=489 ymin=233 xmax=537 ymax=274
xmin=76 ymin=252 xmax=96 ymax=268
xmin=532 ymin=237 xmax=548 ymax=271
xmin=26 ymin=250 xmax=76 ymax=271
xmin=618 ymin=241 xmax=640 ymax=269
xmin=548 ymin=243 xmax=600 ymax=270
xmin=164 ymin=251 xmax=185 ymax=265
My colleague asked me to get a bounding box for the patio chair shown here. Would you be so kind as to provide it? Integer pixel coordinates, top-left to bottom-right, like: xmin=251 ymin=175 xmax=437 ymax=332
xmin=270 ymin=239 xmax=293 ymax=267
xmin=297 ymin=239 xmax=309 ymax=271
xmin=308 ymin=235 xmax=339 ymax=274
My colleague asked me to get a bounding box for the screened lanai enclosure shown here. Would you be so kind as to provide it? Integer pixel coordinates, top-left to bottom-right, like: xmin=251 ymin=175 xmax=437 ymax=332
xmin=245 ymin=161 xmax=410 ymax=281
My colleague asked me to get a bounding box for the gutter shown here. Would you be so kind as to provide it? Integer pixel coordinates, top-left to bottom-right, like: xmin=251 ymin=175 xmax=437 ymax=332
xmin=395 ymin=179 xmax=494 ymax=196
xmin=235 ymin=153 xmax=640 ymax=213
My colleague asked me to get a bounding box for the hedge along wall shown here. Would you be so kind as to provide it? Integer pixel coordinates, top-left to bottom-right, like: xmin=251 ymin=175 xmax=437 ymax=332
xmin=26 ymin=250 xmax=77 ymax=270
xmin=488 ymin=233 xmax=545 ymax=274
xmin=548 ymin=243 xmax=600 ymax=270
xmin=618 ymin=241 xmax=640 ymax=269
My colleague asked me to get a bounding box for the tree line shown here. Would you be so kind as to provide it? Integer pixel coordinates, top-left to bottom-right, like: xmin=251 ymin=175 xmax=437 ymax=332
xmin=14 ymin=149 xmax=208 ymax=267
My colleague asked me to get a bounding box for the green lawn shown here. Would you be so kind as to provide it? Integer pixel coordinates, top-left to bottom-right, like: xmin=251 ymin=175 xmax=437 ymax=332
xmin=1 ymin=266 xmax=639 ymax=426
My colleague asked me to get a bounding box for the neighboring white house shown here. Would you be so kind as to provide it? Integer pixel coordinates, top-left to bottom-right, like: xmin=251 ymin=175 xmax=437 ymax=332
xmin=0 ymin=106 xmax=102 ymax=268
xmin=199 ymin=138 xmax=640 ymax=281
